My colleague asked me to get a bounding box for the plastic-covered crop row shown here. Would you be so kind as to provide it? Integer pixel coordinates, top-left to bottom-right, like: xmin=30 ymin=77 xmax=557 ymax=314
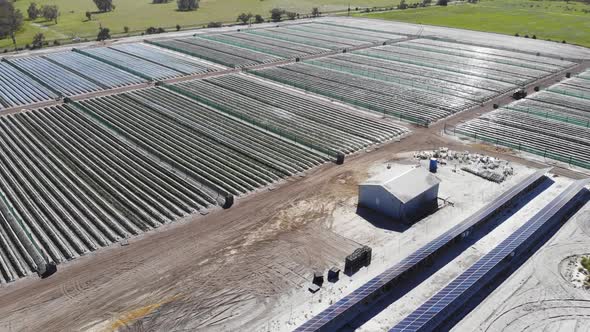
xmin=455 ymin=109 xmax=590 ymax=169
xmin=200 ymin=32 xmax=329 ymax=59
xmin=214 ymin=32 xmax=330 ymax=56
xmin=0 ymin=104 xmax=215 ymax=282
xmin=43 ymin=51 xmax=146 ymax=89
xmin=282 ymin=23 xmax=405 ymax=45
xmin=0 ymin=62 xmax=57 ymax=110
xmin=306 ymin=56 xmax=497 ymax=102
xmin=355 ymin=48 xmax=530 ymax=85
xmin=148 ymin=38 xmax=276 ymax=68
xmin=77 ymin=89 xmax=326 ymax=195
xmin=172 ymin=78 xmax=378 ymax=155
xmin=548 ymin=73 xmax=590 ymax=101
xmin=401 ymin=39 xmax=570 ymax=72
xmin=328 ymin=53 xmax=515 ymax=93
xmin=530 ymin=91 xmax=590 ymax=112
xmin=303 ymin=22 xmax=407 ymax=43
xmin=409 ymin=38 xmax=575 ymax=67
xmin=562 ymin=77 xmax=590 ymax=91
xmin=278 ymin=63 xmax=476 ymax=112
xmin=109 ymin=43 xmax=223 ymax=74
xmin=246 ymin=29 xmax=352 ymax=50
xmin=255 ymin=27 xmax=366 ymax=48
xmin=7 ymin=56 xmax=103 ymax=96
xmin=77 ymin=47 xmax=184 ymax=80
xmin=369 ymin=45 xmax=550 ymax=81
xmin=548 ymin=84 xmax=590 ymax=100
xmin=204 ymin=74 xmax=408 ymax=143
xmin=251 ymin=65 xmax=443 ymax=126
xmin=506 ymin=99 xmax=590 ymax=128
xmin=252 ymin=63 xmax=476 ymax=124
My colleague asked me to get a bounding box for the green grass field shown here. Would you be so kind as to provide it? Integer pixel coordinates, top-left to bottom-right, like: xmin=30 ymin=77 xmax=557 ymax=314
xmin=1 ymin=0 xmax=401 ymax=50
xmin=356 ymin=0 xmax=590 ymax=48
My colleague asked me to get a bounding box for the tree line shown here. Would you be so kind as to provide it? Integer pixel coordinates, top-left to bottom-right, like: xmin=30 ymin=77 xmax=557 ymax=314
xmin=2 ymin=0 xmax=325 ymax=51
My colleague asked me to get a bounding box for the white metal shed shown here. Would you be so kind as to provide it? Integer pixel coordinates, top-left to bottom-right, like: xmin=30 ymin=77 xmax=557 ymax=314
xmin=358 ymin=167 xmax=440 ymax=223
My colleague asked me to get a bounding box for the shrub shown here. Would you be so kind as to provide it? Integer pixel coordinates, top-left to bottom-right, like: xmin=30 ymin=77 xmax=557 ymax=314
xmin=207 ymin=21 xmax=222 ymax=28
xmin=177 ymin=0 xmax=199 ymax=11
xmin=270 ymin=8 xmax=285 ymax=22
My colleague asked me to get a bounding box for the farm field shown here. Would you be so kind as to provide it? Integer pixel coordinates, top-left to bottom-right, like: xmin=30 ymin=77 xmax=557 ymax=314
xmin=455 ymin=69 xmax=590 ymax=169
xmin=0 ymin=104 xmax=216 ymax=283
xmin=251 ymin=37 xmax=574 ymax=126
xmin=1 ymin=0 xmax=402 ymax=50
xmin=1 ymin=16 xmax=590 ymax=332
xmin=356 ymin=0 xmax=590 ymax=48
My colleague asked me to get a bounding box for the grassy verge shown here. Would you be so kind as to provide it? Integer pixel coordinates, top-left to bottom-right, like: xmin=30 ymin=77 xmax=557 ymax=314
xmin=1 ymin=0 xmax=401 ymax=51
xmin=355 ymin=0 xmax=590 ymax=48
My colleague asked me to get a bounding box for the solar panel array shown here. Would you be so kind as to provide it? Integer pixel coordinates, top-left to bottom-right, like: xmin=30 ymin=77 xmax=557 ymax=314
xmin=294 ymin=168 xmax=549 ymax=332
xmin=390 ymin=178 xmax=590 ymax=332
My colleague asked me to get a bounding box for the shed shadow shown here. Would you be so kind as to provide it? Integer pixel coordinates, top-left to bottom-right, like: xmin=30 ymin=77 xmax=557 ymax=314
xmin=355 ymin=206 xmax=410 ymax=233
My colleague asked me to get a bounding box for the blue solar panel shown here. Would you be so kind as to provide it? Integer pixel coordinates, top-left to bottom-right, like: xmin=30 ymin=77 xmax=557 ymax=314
xmin=390 ymin=178 xmax=589 ymax=332
xmin=294 ymin=168 xmax=550 ymax=332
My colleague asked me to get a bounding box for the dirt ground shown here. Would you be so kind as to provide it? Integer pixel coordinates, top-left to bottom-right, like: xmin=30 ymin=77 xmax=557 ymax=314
xmin=0 ymin=26 xmax=589 ymax=332
xmin=454 ymin=202 xmax=590 ymax=332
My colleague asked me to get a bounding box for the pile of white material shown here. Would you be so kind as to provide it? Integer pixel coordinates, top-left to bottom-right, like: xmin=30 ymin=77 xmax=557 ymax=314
xmin=414 ymin=147 xmax=514 ymax=182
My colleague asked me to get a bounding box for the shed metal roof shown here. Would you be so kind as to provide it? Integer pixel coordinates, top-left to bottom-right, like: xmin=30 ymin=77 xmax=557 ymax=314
xmin=362 ymin=167 xmax=441 ymax=204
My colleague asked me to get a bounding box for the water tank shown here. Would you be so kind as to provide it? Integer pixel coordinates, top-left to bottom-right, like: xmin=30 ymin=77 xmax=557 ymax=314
xmin=429 ymin=158 xmax=438 ymax=173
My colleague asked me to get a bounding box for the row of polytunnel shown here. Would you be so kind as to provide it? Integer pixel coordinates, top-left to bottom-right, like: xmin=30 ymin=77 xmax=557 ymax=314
xmin=251 ymin=62 xmax=473 ymax=126
xmin=455 ymin=70 xmax=590 ymax=170
xmin=150 ymin=37 xmax=282 ymax=68
xmin=149 ymin=22 xmax=407 ymax=68
xmin=0 ymin=104 xmax=218 ymax=283
xmin=0 ymin=42 xmax=224 ymax=110
xmin=171 ymin=74 xmax=408 ymax=155
xmin=0 ymin=62 xmax=57 ymax=109
xmin=0 ymin=74 xmax=410 ymax=282
xmin=77 ymin=88 xmax=328 ymax=196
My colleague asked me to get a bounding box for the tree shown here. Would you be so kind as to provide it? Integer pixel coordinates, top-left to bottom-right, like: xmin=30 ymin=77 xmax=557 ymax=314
xmin=286 ymin=11 xmax=296 ymax=20
xmin=422 ymin=0 xmax=433 ymax=5
xmin=177 ymin=0 xmax=198 ymax=11
xmin=0 ymin=1 xmax=24 ymax=49
xmin=399 ymin=0 xmax=408 ymax=9
xmin=207 ymin=21 xmax=222 ymax=28
xmin=437 ymin=0 xmax=448 ymax=5
xmin=41 ymin=5 xmax=59 ymax=24
xmin=270 ymin=8 xmax=285 ymax=22
xmin=85 ymin=11 xmax=92 ymax=21
xmin=93 ymin=0 xmax=114 ymax=13
xmin=97 ymin=27 xmax=110 ymax=41
xmin=27 ymin=3 xmax=39 ymax=20
xmin=312 ymin=7 xmax=320 ymax=17
xmin=32 ymin=32 xmax=44 ymax=49
xmin=237 ymin=12 xmax=252 ymax=24
xmin=254 ymin=14 xmax=264 ymax=23
xmin=175 ymin=24 xmax=181 ymax=31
